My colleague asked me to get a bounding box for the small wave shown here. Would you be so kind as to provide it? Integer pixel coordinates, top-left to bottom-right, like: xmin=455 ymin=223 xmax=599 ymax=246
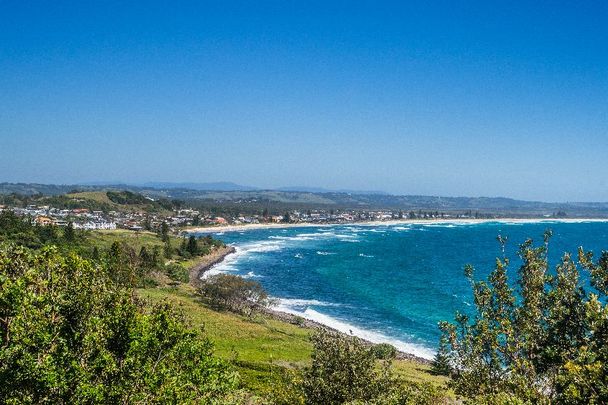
xmin=269 ymin=235 xmax=314 ymax=241
xmin=358 ymin=253 xmax=375 ymax=258
xmin=316 ymin=251 xmax=336 ymax=256
xmin=294 ymin=253 xmax=303 ymax=259
xmin=243 ymin=271 xmax=262 ymax=278
xmin=297 ymin=231 xmax=338 ymax=239
xmin=276 ymin=298 xmax=344 ymax=308
xmin=203 ymin=240 xmax=284 ymax=278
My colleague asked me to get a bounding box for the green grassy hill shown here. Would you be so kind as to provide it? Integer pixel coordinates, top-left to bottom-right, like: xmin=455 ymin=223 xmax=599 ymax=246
xmin=137 ymin=284 xmax=449 ymax=397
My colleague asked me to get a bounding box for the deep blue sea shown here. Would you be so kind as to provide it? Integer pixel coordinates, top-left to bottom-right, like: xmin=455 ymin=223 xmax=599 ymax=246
xmin=195 ymin=221 xmax=608 ymax=359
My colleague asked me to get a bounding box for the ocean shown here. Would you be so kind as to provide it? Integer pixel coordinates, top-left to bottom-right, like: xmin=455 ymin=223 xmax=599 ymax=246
xmin=194 ymin=220 xmax=608 ymax=360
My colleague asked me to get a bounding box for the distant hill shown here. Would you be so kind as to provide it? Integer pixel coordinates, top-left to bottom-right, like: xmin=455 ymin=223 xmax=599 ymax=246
xmin=141 ymin=182 xmax=258 ymax=191
xmin=2 ymin=182 xmax=608 ymax=217
xmin=276 ymin=186 xmax=389 ymax=195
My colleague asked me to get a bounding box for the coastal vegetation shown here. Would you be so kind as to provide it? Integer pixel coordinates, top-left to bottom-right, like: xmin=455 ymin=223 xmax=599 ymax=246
xmin=0 ymin=243 xmax=237 ymax=404
xmin=5 ymin=203 xmax=608 ymax=403
xmin=197 ymin=274 xmax=274 ymax=316
xmin=436 ymin=232 xmax=608 ymax=403
xmin=1 ymin=210 xmax=450 ymax=403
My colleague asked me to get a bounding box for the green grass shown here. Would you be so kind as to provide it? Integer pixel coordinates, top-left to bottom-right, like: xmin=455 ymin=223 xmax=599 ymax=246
xmin=67 ymin=191 xmax=116 ymax=205
xmin=65 ymin=191 xmax=173 ymax=214
xmin=86 ymin=229 xmax=166 ymax=251
xmin=136 ymin=284 xmax=450 ymax=395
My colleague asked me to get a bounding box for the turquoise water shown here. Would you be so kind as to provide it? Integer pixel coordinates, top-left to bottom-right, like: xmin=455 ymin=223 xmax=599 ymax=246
xmin=195 ymin=221 xmax=608 ymax=359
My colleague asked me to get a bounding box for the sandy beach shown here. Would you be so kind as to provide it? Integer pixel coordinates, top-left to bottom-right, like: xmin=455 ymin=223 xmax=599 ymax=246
xmin=186 ymin=217 xmax=608 ymax=234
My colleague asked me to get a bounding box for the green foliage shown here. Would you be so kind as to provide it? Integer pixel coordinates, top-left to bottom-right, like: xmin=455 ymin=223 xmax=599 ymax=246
xmin=439 ymin=232 xmax=608 ymax=403
xmin=187 ymin=235 xmax=199 ymax=256
xmin=106 ymin=190 xmax=150 ymax=205
xmin=165 ymin=263 xmax=189 ymax=283
xmin=370 ymin=343 xmax=398 ymax=360
xmin=197 ymin=274 xmax=273 ymax=316
xmin=0 ymin=210 xmax=84 ymax=250
xmin=301 ymin=330 xmax=394 ymax=404
xmin=431 ymin=333 xmax=451 ymax=376
xmin=0 ymin=243 xmax=237 ymax=404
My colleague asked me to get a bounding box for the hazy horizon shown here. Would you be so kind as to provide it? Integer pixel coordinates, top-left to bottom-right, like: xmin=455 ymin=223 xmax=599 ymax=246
xmin=1 ymin=2 xmax=607 ymax=202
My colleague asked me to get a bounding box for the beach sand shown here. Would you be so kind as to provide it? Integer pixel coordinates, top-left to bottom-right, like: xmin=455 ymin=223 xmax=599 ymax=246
xmin=186 ymin=217 xmax=608 ymax=234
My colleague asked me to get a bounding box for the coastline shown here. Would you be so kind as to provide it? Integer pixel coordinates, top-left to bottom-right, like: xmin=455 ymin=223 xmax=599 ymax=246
xmin=188 ymin=245 xmax=236 ymax=287
xmin=193 ymin=243 xmax=432 ymax=363
xmin=190 ymin=217 xmax=608 ymax=363
xmin=186 ymin=217 xmax=608 ymax=234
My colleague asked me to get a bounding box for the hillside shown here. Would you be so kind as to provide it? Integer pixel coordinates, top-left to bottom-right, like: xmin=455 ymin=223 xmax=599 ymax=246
xmin=137 ymin=284 xmax=449 ymax=396
xmin=2 ymin=182 xmax=608 ymax=217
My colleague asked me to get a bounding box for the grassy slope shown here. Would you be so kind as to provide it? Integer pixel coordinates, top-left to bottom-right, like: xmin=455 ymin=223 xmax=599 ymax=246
xmin=67 ymin=191 xmax=116 ymax=205
xmin=87 ymin=229 xmax=166 ymax=251
xmin=85 ymin=228 xmax=449 ymax=396
xmin=136 ymin=285 xmax=449 ymax=396
xmin=66 ymin=191 xmax=172 ymax=214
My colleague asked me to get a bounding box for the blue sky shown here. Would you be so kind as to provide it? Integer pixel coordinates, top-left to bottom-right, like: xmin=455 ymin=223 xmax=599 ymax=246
xmin=1 ymin=1 xmax=607 ymax=202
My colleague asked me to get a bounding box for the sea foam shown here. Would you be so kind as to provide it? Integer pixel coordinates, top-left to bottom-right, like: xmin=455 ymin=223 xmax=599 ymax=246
xmin=274 ymin=304 xmax=435 ymax=360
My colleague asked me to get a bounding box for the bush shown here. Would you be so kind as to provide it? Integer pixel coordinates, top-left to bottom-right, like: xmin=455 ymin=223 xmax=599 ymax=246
xmin=165 ymin=262 xmax=189 ymax=283
xmin=0 ymin=243 xmax=237 ymax=403
xmin=302 ymin=330 xmax=394 ymax=404
xmin=197 ymin=274 xmax=273 ymax=315
xmin=370 ymin=343 xmax=398 ymax=360
xmin=439 ymin=232 xmax=608 ymax=403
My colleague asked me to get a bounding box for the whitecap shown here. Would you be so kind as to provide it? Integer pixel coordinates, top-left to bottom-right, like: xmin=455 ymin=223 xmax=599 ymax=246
xmin=276 ymin=298 xmax=344 ymax=308
xmin=316 ymin=251 xmax=336 ymax=256
xmin=358 ymin=253 xmax=375 ymax=258
xmin=273 ymin=307 xmax=435 ymax=360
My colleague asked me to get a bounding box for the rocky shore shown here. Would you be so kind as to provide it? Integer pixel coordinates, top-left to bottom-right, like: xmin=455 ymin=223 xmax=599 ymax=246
xmin=188 ymin=245 xmax=236 ymax=287
xmin=191 ymin=245 xmax=431 ymax=364
xmin=261 ymin=306 xmax=431 ymax=364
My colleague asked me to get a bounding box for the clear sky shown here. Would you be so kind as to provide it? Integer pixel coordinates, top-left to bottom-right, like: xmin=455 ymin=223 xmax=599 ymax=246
xmin=1 ymin=1 xmax=607 ymax=202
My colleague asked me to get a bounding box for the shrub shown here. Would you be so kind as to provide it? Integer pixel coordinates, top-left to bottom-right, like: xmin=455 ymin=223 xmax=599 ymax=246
xmin=165 ymin=262 xmax=189 ymax=283
xmin=197 ymin=274 xmax=273 ymax=315
xmin=370 ymin=343 xmax=398 ymax=360
xmin=0 ymin=243 xmax=237 ymax=403
xmin=302 ymin=330 xmax=394 ymax=404
xmin=439 ymin=232 xmax=608 ymax=403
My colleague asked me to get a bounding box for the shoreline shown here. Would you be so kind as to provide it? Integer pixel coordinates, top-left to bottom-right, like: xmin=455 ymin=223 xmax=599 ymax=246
xmin=186 ymin=217 xmax=608 ymax=234
xmin=194 ymin=244 xmax=432 ymax=363
xmin=261 ymin=305 xmax=431 ymax=364
xmin=188 ymin=245 xmax=236 ymax=287
xmin=191 ymin=217 xmax=608 ymax=363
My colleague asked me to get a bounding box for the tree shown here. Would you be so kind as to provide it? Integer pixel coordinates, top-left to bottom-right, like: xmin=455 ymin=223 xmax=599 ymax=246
xmin=179 ymin=237 xmax=188 ymax=256
xmin=63 ymin=221 xmax=75 ymax=242
xmin=283 ymin=212 xmax=291 ymax=223
xmin=187 ymin=235 xmax=198 ymax=256
xmin=159 ymin=221 xmax=170 ymax=242
xmin=301 ymin=330 xmax=393 ymax=404
xmin=163 ymin=239 xmax=173 ymax=259
xmin=438 ymin=232 xmax=608 ymax=403
xmin=142 ymin=216 xmax=152 ymax=231
xmin=0 ymin=243 xmax=237 ymax=403
xmin=197 ymin=274 xmax=272 ymax=315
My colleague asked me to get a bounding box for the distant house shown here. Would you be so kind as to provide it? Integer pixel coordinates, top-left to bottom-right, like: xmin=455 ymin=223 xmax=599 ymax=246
xmin=34 ymin=216 xmax=54 ymax=226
